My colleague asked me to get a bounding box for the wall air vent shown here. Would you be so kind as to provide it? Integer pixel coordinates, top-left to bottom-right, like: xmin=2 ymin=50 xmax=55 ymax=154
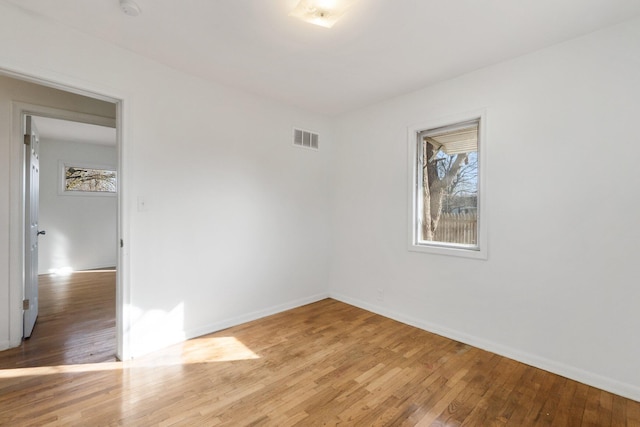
xmin=293 ymin=128 xmax=319 ymax=150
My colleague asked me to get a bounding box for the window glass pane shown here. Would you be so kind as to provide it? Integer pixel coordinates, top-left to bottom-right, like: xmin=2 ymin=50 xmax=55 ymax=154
xmin=418 ymin=120 xmax=478 ymax=247
xmin=65 ymin=166 xmax=117 ymax=193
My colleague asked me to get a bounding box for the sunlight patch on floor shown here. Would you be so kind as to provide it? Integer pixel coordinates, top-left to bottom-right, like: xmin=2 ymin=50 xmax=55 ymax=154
xmin=0 ymin=336 xmax=259 ymax=379
xmin=182 ymin=336 xmax=260 ymax=363
xmin=0 ymin=361 xmax=123 ymax=378
xmin=48 ymin=266 xmax=74 ymax=276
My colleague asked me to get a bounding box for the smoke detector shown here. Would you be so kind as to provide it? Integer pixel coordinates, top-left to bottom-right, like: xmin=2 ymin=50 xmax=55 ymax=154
xmin=120 ymin=0 xmax=141 ymax=17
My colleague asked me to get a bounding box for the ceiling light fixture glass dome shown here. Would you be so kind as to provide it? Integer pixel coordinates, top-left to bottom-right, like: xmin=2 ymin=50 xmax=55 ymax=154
xmin=289 ymin=0 xmax=357 ymax=28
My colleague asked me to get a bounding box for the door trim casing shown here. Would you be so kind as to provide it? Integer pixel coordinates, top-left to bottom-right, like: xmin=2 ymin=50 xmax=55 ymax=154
xmin=3 ymin=66 xmax=131 ymax=360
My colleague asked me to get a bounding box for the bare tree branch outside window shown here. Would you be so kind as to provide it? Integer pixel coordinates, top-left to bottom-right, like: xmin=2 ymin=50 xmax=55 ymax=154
xmin=419 ymin=121 xmax=479 ymax=246
xmin=65 ymin=166 xmax=116 ymax=193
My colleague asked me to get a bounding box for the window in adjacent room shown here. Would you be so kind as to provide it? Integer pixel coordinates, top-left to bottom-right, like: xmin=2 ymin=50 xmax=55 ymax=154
xmin=409 ymin=113 xmax=486 ymax=259
xmin=60 ymin=162 xmax=117 ymax=195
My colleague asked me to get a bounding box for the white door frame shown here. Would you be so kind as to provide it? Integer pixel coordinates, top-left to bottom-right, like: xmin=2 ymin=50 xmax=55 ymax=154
xmin=3 ymin=67 xmax=131 ymax=360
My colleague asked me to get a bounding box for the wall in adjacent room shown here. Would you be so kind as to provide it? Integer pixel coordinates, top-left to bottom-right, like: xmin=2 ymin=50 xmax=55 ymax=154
xmin=38 ymin=138 xmax=117 ymax=274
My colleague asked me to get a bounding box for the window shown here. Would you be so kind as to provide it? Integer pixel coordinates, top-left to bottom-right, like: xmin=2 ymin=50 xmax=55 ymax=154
xmin=408 ymin=112 xmax=486 ymax=259
xmin=59 ymin=161 xmax=117 ymax=196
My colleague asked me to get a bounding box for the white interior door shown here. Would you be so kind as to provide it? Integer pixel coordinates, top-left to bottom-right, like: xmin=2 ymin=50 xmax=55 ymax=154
xmin=24 ymin=115 xmax=41 ymax=338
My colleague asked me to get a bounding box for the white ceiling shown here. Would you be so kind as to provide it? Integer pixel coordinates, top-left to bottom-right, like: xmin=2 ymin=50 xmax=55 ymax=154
xmin=33 ymin=116 xmax=116 ymax=146
xmin=5 ymin=0 xmax=640 ymax=115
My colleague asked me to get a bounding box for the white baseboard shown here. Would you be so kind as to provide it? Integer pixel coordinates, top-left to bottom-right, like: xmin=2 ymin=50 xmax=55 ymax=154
xmin=185 ymin=292 xmax=330 ymax=341
xmin=330 ymin=292 xmax=640 ymax=403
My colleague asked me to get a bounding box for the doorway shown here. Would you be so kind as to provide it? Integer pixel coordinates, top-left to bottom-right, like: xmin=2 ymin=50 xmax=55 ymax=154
xmin=28 ymin=116 xmax=118 ymax=364
xmin=0 ymin=71 xmax=128 ymax=361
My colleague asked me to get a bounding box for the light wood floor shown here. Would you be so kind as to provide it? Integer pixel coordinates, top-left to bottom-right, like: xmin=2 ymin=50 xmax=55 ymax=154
xmin=0 ymin=270 xmax=117 ymax=369
xmin=0 ymin=273 xmax=639 ymax=426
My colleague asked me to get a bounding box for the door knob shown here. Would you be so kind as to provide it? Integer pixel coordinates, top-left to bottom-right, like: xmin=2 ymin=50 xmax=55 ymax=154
xmin=37 ymin=230 xmax=46 ymax=236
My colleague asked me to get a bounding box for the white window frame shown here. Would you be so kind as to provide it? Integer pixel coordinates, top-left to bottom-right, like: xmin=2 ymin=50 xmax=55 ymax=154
xmin=407 ymin=110 xmax=487 ymax=259
xmin=58 ymin=160 xmax=117 ymax=197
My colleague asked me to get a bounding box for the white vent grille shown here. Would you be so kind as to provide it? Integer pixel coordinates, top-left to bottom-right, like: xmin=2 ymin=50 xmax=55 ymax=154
xmin=293 ymin=128 xmax=319 ymax=150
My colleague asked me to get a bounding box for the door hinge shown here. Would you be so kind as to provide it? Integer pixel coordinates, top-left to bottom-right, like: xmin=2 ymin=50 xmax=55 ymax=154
xmin=23 ymin=299 xmax=30 ymax=310
xmin=120 ymin=239 xmax=124 ymax=248
xmin=24 ymin=134 xmax=29 ymax=145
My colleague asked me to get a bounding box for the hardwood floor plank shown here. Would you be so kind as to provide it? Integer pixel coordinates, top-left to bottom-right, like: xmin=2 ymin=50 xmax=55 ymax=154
xmin=596 ymin=389 xmax=614 ymax=427
xmin=627 ymin=396 xmax=640 ymax=426
xmin=1 ymin=275 xmax=639 ymax=426
xmin=0 ymin=271 xmax=116 ymax=369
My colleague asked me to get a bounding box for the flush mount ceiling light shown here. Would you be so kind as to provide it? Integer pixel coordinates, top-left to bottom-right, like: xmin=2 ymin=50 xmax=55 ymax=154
xmin=119 ymin=0 xmax=141 ymax=17
xmin=289 ymin=0 xmax=357 ymax=28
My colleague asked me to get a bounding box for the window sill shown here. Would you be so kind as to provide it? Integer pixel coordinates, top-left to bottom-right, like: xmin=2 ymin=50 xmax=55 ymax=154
xmin=408 ymin=242 xmax=487 ymax=260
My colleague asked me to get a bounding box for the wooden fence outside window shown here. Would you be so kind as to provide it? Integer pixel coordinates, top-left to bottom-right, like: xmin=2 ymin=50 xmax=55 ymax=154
xmin=433 ymin=213 xmax=477 ymax=245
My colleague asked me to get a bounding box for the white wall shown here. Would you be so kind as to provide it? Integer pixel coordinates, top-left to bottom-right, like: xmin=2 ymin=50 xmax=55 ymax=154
xmin=38 ymin=138 xmax=117 ymax=273
xmin=330 ymin=18 xmax=640 ymax=400
xmin=0 ymin=3 xmax=332 ymax=357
